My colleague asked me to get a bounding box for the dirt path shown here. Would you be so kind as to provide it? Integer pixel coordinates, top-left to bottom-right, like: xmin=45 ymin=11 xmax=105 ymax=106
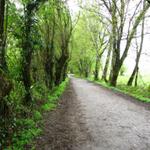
xmin=35 ymin=78 xmax=150 ymax=150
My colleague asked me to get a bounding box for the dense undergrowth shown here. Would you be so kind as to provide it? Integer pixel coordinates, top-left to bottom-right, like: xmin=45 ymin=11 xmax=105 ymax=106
xmin=2 ymin=78 xmax=69 ymax=150
xmin=0 ymin=1 xmax=72 ymax=149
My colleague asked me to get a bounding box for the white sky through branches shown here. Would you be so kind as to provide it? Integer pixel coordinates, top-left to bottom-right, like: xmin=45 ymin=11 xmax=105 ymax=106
xmin=68 ymin=0 xmax=150 ymax=77
xmin=13 ymin=0 xmax=150 ymax=77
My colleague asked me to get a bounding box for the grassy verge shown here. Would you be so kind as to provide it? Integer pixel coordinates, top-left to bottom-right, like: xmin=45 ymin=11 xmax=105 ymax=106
xmin=80 ymin=77 xmax=150 ymax=103
xmin=7 ymin=78 xmax=69 ymax=150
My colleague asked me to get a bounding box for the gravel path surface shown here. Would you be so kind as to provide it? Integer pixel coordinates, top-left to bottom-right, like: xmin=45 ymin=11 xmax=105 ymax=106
xmin=35 ymin=78 xmax=150 ymax=150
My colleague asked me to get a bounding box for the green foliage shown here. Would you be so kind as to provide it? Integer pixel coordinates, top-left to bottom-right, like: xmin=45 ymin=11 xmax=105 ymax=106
xmin=69 ymin=14 xmax=95 ymax=76
xmin=1 ymin=0 xmax=71 ymax=148
xmin=41 ymin=103 xmax=56 ymax=111
xmin=9 ymin=82 xmax=26 ymax=106
xmin=147 ymin=85 xmax=150 ymax=92
xmin=5 ymin=78 xmax=69 ymax=149
xmin=31 ymin=82 xmax=49 ymax=101
xmin=33 ymin=111 xmax=42 ymax=121
xmin=41 ymin=78 xmax=69 ymax=111
xmin=10 ymin=118 xmax=42 ymax=150
xmin=1 ymin=0 xmax=149 ymax=149
xmin=0 ymin=80 xmax=25 ymax=147
xmin=120 ymin=65 xmax=127 ymax=76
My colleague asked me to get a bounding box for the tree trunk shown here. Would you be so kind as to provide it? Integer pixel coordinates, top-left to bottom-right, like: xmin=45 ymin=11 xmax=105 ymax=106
xmin=85 ymin=69 xmax=89 ymax=78
xmin=94 ymin=55 xmax=99 ymax=80
xmin=0 ymin=69 xmax=12 ymax=109
xmin=22 ymin=5 xmax=33 ymax=104
xmin=22 ymin=50 xmax=32 ymax=104
xmin=44 ymin=19 xmax=55 ymax=90
xmin=109 ymin=1 xmax=149 ymax=87
xmin=109 ymin=61 xmax=121 ymax=86
xmin=55 ymin=64 xmax=63 ymax=86
xmin=127 ymin=67 xmax=136 ymax=86
xmin=62 ymin=63 xmax=68 ymax=81
xmin=55 ymin=53 xmax=68 ymax=85
xmin=0 ymin=0 xmax=7 ymax=71
xmin=0 ymin=69 xmax=12 ymax=146
xmin=3 ymin=1 xmax=8 ymax=70
xmin=109 ymin=40 xmax=121 ymax=87
xmin=22 ymin=0 xmax=46 ymax=104
xmin=0 ymin=2 xmax=12 ymax=146
xmin=134 ymin=67 xmax=139 ymax=87
xmin=102 ymin=47 xmax=111 ymax=82
xmin=127 ymin=2 xmax=145 ymax=86
xmin=55 ymin=65 xmax=62 ymax=85
xmin=45 ymin=54 xmax=55 ymax=89
xmin=55 ymin=1 xmax=72 ymax=85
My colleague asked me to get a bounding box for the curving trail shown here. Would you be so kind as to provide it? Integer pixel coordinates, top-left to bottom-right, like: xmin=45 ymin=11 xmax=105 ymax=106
xmin=35 ymin=78 xmax=150 ymax=150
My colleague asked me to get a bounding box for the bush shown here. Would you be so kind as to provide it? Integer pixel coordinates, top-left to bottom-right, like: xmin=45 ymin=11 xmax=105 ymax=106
xmin=3 ymin=78 xmax=69 ymax=149
xmin=148 ymin=84 xmax=150 ymax=93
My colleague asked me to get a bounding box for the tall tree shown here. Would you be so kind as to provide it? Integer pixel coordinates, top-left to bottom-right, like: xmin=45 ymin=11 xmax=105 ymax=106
xmin=86 ymin=15 xmax=108 ymax=80
xmin=0 ymin=0 xmax=7 ymax=71
xmin=69 ymin=14 xmax=94 ymax=78
xmin=21 ymin=0 xmax=46 ymax=103
xmin=38 ymin=0 xmax=56 ymax=89
xmin=102 ymin=38 xmax=112 ymax=82
xmin=55 ymin=1 xmax=72 ymax=85
xmin=99 ymin=0 xmax=150 ymax=86
xmin=0 ymin=1 xmax=12 ymax=146
xmin=127 ymin=2 xmax=146 ymax=86
xmin=110 ymin=0 xmax=150 ymax=86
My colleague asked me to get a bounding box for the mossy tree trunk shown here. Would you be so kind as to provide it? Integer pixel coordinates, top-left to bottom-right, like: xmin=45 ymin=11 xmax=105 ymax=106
xmin=55 ymin=51 xmax=69 ymax=85
xmin=21 ymin=0 xmax=46 ymax=104
xmin=22 ymin=3 xmax=34 ymax=104
xmin=55 ymin=1 xmax=72 ymax=85
xmin=0 ymin=0 xmax=7 ymax=71
xmin=0 ymin=2 xmax=12 ymax=142
xmin=0 ymin=69 xmax=12 ymax=146
xmin=102 ymin=41 xmax=112 ymax=82
xmin=94 ymin=55 xmax=100 ymax=80
xmin=44 ymin=15 xmax=56 ymax=90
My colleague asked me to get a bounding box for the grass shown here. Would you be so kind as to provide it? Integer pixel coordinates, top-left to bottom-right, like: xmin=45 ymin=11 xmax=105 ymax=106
xmin=117 ymin=75 xmax=150 ymax=102
xmin=117 ymin=75 xmax=150 ymax=86
xmin=10 ymin=119 xmax=42 ymax=150
xmin=7 ymin=78 xmax=69 ymax=150
xmin=83 ymin=76 xmax=150 ymax=103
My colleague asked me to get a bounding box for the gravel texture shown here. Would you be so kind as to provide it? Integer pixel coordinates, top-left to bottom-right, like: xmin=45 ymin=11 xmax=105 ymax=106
xmin=35 ymin=78 xmax=150 ymax=150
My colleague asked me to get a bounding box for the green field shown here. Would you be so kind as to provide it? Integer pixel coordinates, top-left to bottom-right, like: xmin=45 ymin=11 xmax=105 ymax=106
xmin=85 ymin=74 xmax=150 ymax=103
